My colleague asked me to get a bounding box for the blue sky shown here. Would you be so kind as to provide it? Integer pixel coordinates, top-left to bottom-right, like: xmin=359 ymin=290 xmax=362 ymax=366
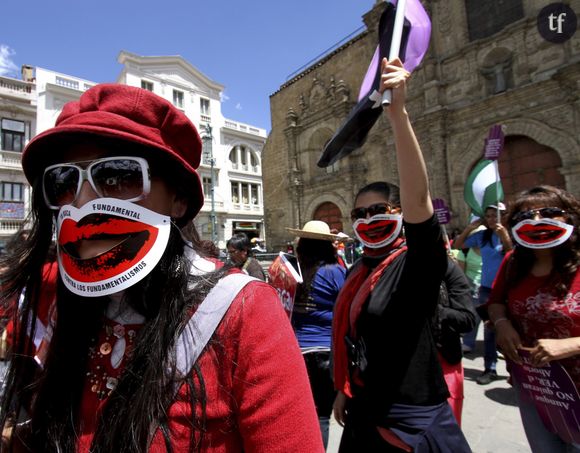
xmin=1 ymin=0 xmax=376 ymax=132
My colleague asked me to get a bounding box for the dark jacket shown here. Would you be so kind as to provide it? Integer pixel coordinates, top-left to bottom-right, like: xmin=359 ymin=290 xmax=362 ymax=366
xmin=433 ymin=257 xmax=477 ymax=364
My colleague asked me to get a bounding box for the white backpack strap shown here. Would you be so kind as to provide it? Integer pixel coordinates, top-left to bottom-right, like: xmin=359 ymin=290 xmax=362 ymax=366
xmin=174 ymin=273 xmax=256 ymax=379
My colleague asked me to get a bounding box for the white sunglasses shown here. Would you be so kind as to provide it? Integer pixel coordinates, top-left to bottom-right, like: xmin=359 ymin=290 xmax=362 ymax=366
xmin=42 ymin=156 xmax=151 ymax=210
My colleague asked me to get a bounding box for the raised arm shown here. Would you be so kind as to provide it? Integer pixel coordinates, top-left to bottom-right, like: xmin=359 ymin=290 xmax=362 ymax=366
xmin=380 ymin=58 xmax=431 ymax=224
xmin=452 ymin=220 xmax=482 ymax=250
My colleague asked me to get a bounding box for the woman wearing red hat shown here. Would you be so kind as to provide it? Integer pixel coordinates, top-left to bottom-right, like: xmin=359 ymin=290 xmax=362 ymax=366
xmin=0 ymin=84 xmax=323 ymax=452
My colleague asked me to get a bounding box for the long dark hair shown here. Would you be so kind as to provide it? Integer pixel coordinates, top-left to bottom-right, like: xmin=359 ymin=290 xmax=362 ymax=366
xmin=506 ymin=185 xmax=580 ymax=296
xmin=295 ymin=238 xmax=338 ymax=306
xmin=0 ymin=166 xmax=227 ymax=453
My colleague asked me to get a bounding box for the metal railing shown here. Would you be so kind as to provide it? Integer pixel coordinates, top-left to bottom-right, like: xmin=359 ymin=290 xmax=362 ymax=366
xmin=0 ymin=76 xmax=35 ymax=95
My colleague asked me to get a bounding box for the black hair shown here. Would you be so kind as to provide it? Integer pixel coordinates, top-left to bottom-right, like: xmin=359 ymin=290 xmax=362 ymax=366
xmin=0 ymin=156 xmax=226 ymax=453
xmin=226 ymin=233 xmax=252 ymax=255
xmin=481 ymin=206 xmax=506 ymax=246
xmin=506 ymin=185 xmax=580 ymax=296
xmin=355 ymin=181 xmax=401 ymax=207
xmin=294 ymin=238 xmax=338 ymax=307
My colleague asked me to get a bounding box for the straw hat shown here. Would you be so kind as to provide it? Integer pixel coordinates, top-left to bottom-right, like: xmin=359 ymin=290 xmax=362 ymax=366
xmin=286 ymin=220 xmax=349 ymax=242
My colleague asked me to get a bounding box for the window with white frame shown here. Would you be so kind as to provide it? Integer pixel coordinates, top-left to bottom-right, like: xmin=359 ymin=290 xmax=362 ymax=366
xmin=1 ymin=119 xmax=25 ymax=152
xmin=0 ymin=182 xmax=24 ymax=201
xmin=228 ymin=145 xmax=260 ymax=173
xmin=231 ymin=181 xmax=260 ymax=207
xmin=231 ymin=183 xmax=240 ymax=204
xmin=173 ymin=90 xmax=184 ymax=109
xmin=202 ymin=176 xmax=215 ymax=198
xmin=141 ymin=80 xmax=154 ymax=91
xmin=200 ymin=98 xmax=210 ymax=116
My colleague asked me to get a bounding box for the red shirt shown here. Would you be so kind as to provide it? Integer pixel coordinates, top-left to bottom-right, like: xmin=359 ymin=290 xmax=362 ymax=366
xmin=75 ymin=281 xmax=323 ymax=452
xmin=489 ymin=255 xmax=580 ymax=388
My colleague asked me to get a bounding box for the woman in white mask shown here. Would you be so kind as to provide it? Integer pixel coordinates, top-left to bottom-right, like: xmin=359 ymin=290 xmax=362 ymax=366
xmin=488 ymin=185 xmax=580 ymax=453
xmin=331 ymin=57 xmax=470 ymax=452
xmin=0 ymin=84 xmax=323 ymax=452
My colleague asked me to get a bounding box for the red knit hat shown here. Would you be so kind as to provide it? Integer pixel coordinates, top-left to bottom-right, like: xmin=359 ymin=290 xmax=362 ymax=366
xmin=22 ymin=83 xmax=204 ymax=220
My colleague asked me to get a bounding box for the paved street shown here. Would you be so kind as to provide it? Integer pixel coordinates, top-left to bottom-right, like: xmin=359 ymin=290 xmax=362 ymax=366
xmin=327 ymin=326 xmax=531 ymax=453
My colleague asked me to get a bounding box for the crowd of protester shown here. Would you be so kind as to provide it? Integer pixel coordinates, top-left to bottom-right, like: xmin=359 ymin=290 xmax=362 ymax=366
xmin=1 ymin=56 xmax=580 ymax=453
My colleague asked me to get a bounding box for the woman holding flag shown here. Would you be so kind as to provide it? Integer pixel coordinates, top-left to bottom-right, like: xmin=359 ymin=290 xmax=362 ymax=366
xmin=453 ymin=202 xmax=513 ymax=384
xmin=331 ymin=56 xmax=471 ymax=452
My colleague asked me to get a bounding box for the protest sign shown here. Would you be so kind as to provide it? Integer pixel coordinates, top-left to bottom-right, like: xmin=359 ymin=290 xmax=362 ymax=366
xmin=484 ymin=124 xmax=505 ymax=160
xmin=268 ymin=252 xmax=303 ymax=318
xmin=510 ymin=350 xmax=580 ymax=444
xmin=432 ymin=198 xmax=451 ymax=225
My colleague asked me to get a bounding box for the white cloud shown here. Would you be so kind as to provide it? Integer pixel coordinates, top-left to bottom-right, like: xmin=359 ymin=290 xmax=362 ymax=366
xmin=235 ymin=103 xmax=242 ymax=110
xmin=220 ymin=92 xmax=230 ymax=103
xmin=0 ymin=45 xmax=18 ymax=77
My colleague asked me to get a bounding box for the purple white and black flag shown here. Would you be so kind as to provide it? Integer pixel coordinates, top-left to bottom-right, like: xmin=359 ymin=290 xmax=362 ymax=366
xmin=318 ymin=0 xmax=431 ymax=168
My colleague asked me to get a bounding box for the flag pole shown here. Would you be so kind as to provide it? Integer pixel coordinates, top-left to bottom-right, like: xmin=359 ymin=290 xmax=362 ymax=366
xmin=495 ymin=161 xmax=501 ymax=224
xmin=382 ymin=0 xmax=408 ymax=107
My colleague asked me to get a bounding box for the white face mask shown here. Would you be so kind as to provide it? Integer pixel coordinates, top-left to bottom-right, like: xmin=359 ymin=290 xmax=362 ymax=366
xmin=353 ymin=214 xmax=403 ymax=249
xmin=511 ymin=218 xmax=574 ymax=249
xmin=56 ymin=197 xmax=171 ymax=297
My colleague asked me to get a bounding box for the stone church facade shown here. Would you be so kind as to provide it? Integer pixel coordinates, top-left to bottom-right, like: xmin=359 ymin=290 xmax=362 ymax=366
xmin=263 ymin=0 xmax=580 ymax=251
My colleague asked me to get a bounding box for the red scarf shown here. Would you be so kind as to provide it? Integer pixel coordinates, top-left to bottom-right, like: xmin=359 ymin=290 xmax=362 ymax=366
xmin=332 ymin=239 xmax=407 ymax=397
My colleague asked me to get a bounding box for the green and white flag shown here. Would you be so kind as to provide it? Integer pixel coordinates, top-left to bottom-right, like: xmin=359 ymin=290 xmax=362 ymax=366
xmin=464 ymin=159 xmax=504 ymax=218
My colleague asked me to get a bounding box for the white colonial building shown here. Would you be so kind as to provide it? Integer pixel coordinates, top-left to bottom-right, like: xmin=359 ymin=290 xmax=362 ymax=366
xmin=0 ymin=52 xmax=267 ymax=251
xmin=0 ymin=67 xmax=36 ymax=251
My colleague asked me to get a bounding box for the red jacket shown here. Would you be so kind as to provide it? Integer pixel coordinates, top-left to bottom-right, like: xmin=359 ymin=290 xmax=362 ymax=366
xmin=74 ymin=280 xmax=323 ymax=452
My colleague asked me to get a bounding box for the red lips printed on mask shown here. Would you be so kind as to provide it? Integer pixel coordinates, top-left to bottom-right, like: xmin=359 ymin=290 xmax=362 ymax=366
xmin=59 ymin=214 xmax=159 ymax=282
xmin=355 ymin=219 xmax=398 ymax=245
xmin=514 ymin=222 xmax=567 ymax=245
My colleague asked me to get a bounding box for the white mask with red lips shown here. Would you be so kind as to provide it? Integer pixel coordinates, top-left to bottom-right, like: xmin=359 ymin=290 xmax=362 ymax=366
xmin=56 ymin=197 xmax=171 ymax=297
xmin=353 ymin=213 xmax=403 ymax=249
xmin=511 ymin=218 xmax=574 ymax=249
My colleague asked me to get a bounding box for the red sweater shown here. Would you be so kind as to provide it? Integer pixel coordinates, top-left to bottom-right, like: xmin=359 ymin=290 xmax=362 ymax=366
xmin=76 ymin=280 xmax=324 ymax=452
xmin=489 ymin=254 xmax=580 ymax=389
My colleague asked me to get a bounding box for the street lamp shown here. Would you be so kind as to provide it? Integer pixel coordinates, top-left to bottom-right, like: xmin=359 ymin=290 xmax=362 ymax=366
xmin=202 ymin=124 xmax=217 ymax=244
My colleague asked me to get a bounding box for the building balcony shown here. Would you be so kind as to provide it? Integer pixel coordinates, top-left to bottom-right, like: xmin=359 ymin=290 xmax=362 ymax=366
xmin=200 ymin=200 xmax=225 ymax=210
xmin=229 ymin=162 xmax=260 ymax=174
xmin=231 ymin=203 xmax=263 ymax=213
xmin=222 ymin=119 xmax=264 ymax=137
xmin=0 ymin=76 xmax=35 ymax=102
xmin=0 ymin=150 xmax=23 ymax=170
xmin=0 ymin=220 xmax=25 ymax=236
